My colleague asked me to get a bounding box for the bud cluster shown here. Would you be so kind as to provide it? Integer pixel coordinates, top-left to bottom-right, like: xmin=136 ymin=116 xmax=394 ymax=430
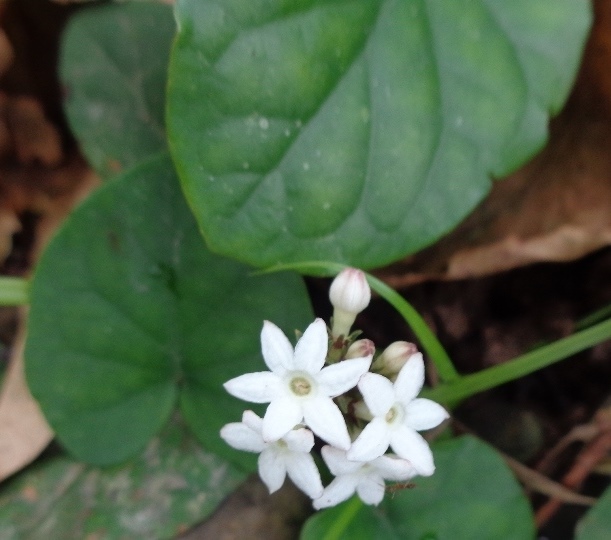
xmin=221 ymin=268 xmax=449 ymax=508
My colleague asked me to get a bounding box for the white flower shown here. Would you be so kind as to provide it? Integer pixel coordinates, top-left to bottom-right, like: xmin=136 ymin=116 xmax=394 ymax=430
xmin=224 ymin=318 xmax=372 ymax=449
xmin=220 ymin=410 xmax=324 ymax=499
xmin=313 ymin=446 xmax=416 ymax=509
xmin=329 ymin=268 xmax=371 ymax=337
xmin=347 ymin=353 xmax=449 ymax=475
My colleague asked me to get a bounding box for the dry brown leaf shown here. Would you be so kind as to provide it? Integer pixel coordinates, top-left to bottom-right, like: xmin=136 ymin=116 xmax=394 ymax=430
xmin=0 ymin=162 xmax=99 ymax=482
xmin=0 ymin=206 xmax=19 ymax=264
xmin=0 ymin=308 xmax=53 ymax=482
xmin=0 ymin=159 xmax=99 ymax=481
xmin=0 ymin=28 xmax=13 ymax=76
xmin=6 ymin=96 xmax=62 ymax=167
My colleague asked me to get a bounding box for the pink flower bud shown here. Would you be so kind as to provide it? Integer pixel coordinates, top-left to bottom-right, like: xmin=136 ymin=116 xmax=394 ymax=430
xmin=329 ymin=268 xmax=371 ymax=338
xmin=345 ymin=339 xmax=376 ymax=359
xmin=372 ymin=341 xmax=419 ymax=378
xmin=329 ymin=268 xmax=371 ymax=314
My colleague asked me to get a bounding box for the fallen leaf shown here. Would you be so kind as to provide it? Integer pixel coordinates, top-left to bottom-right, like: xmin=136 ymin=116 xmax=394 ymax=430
xmin=6 ymin=96 xmax=62 ymax=167
xmin=0 ymin=309 xmax=53 ymax=482
xmin=0 ymin=207 xmax=19 ymax=265
xmin=0 ymin=29 xmax=13 ymax=76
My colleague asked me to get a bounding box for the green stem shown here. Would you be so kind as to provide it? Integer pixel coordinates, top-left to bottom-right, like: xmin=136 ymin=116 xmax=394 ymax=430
xmin=364 ymin=274 xmax=460 ymax=383
xmin=575 ymin=302 xmax=611 ymax=331
xmin=425 ymin=317 xmax=611 ymax=405
xmin=0 ymin=277 xmax=29 ymax=305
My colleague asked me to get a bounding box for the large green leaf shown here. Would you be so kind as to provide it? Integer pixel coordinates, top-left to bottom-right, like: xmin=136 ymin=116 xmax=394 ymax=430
xmin=167 ymin=0 xmax=590 ymax=269
xmin=0 ymin=419 xmax=245 ymax=540
xmin=301 ymin=435 xmax=535 ymax=539
xmin=61 ymin=2 xmax=175 ymax=178
xmin=25 ymin=153 xmax=313 ymax=467
xmin=576 ymin=484 xmax=611 ymax=540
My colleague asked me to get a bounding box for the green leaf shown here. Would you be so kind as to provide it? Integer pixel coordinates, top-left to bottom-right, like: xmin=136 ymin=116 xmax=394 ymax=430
xmin=167 ymin=0 xmax=590 ymax=269
xmin=25 ymin=153 xmax=313 ymax=466
xmin=0 ymin=419 xmax=245 ymax=539
xmin=61 ymin=2 xmax=175 ymax=178
xmin=576 ymin=485 xmax=611 ymax=540
xmin=301 ymin=435 xmax=535 ymax=540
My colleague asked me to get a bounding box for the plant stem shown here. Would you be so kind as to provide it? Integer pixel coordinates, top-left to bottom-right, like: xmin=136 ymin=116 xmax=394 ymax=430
xmin=365 ymin=273 xmax=460 ymax=383
xmin=424 ymin=317 xmax=611 ymax=405
xmin=0 ymin=277 xmax=29 ymax=305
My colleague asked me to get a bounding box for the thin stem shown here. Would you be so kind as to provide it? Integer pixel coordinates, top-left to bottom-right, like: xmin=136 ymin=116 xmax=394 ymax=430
xmin=575 ymin=302 xmax=611 ymax=331
xmin=424 ymin=317 xmax=611 ymax=405
xmin=364 ymin=274 xmax=459 ymax=383
xmin=0 ymin=277 xmax=29 ymax=305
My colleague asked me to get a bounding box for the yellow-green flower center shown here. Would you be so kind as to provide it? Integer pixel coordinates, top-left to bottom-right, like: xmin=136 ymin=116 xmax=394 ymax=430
xmin=385 ymin=404 xmax=403 ymax=425
xmin=290 ymin=376 xmax=312 ymax=396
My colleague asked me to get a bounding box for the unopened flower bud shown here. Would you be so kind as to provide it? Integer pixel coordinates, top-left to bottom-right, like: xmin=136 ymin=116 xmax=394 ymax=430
xmin=345 ymin=339 xmax=375 ymax=360
xmin=371 ymin=341 xmax=419 ymax=378
xmin=352 ymin=400 xmax=373 ymax=422
xmin=329 ymin=268 xmax=371 ymax=337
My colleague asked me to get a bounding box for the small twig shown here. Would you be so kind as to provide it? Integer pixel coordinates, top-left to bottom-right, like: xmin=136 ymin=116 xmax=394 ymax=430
xmin=504 ymin=453 xmax=596 ymax=507
xmin=535 ymin=430 xmax=611 ymax=527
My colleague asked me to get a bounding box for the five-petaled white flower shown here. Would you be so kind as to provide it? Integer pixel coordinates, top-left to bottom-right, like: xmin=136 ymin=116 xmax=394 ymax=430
xmin=224 ymin=318 xmax=372 ymax=449
xmin=221 ymin=410 xmax=324 ymax=499
xmin=313 ymin=446 xmax=416 ymax=509
xmin=347 ymin=353 xmax=449 ymax=475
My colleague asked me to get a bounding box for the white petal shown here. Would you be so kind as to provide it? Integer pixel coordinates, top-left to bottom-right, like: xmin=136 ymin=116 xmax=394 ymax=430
xmin=371 ymin=454 xmax=417 ymax=481
xmin=313 ymin=476 xmax=359 ymax=510
xmin=317 ymin=357 xmax=371 ymax=397
xmin=220 ymin=422 xmax=266 ymax=453
xmin=258 ymin=447 xmax=287 ymax=493
xmin=285 ymin=451 xmax=324 ymax=499
xmin=356 ymin=475 xmax=385 ymax=505
xmin=405 ymin=398 xmax=449 ymax=431
xmin=393 ymin=353 xmax=425 ymax=404
xmin=263 ymin=396 xmax=303 ymax=441
xmin=321 ymin=446 xmax=362 ymax=476
xmin=293 ymin=318 xmax=328 ymax=374
xmin=303 ymin=396 xmax=350 ymax=450
xmin=224 ymin=372 xmax=282 ymax=403
xmin=241 ymin=410 xmax=263 ymax=432
xmin=389 ymin=425 xmax=435 ymax=476
xmin=261 ymin=320 xmax=293 ymax=374
xmin=347 ymin=417 xmax=391 ymax=462
xmin=283 ymin=428 xmax=315 ymax=453
xmin=358 ymin=373 xmax=395 ymax=416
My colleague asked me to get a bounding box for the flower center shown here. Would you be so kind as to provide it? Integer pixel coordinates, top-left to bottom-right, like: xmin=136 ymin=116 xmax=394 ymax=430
xmin=289 ymin=375 xmax=313 ymax=397
xmin=385 ymin=404 xmax=404 ymax=426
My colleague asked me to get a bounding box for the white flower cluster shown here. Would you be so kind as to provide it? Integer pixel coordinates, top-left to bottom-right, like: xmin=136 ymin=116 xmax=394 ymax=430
xmin=221 ymin=268 xmax=449 ymax=509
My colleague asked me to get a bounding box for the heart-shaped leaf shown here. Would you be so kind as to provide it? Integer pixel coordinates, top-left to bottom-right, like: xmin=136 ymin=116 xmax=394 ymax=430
xmin=167 ymin=0 xmax=590 ymax=269
xmin=0 ymin=419 xmax=245 ymax=539
xmin=61 ymin=2 xmax=175 ymax=178
xmin=301 ymin=435 xmax=535 ymax=539
xmin=25 ymin=153 xmax=313 ymax=466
